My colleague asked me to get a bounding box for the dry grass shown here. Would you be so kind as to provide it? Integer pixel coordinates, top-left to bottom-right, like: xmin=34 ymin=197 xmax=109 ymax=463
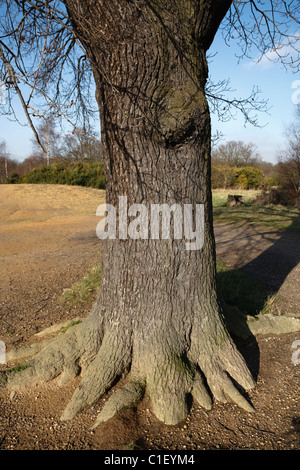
xmin=212 ymin=189 xmax=300 ymax=231
xmin=0 ymin=184 xmax=106 ymax=225
xmin=212 ymin=189 xmax=262 ymax=207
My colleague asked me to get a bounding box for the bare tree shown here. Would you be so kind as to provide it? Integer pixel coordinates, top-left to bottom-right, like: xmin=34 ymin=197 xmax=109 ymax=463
xmin=0 ymin=1 xmax=299 ymax=427
xmin=0 ymin=139 xmax=19 ymax=182
xmin=0 ymin=0 xmax=97 ymax=150
xmin=0 ymin=139 xmax=8 ymax=180
xmin=0 ymin=139 xmax=9 ymax=181
xmin=14 ymin=153 xmax=45 ymax=176
xmin=277 ymin=107 xmax=300 ymax=194
xmin=212 ymin=140 xmax=261 ymax=167
xmin=30 ymin=118 xmax=61 ymax=165
xmin=61 ymin=127 xmax=102 ymax=163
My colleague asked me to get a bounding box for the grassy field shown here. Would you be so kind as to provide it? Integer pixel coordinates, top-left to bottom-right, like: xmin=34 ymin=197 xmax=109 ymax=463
xmin=212 ymin=189 xmax=261 ymax=206
xmin=212 ymin=189 xmax=300 ymax=231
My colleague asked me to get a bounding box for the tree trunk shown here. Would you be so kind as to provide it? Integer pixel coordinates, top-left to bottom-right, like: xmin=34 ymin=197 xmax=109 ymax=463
xmin=1 ymin=0 xmax=255 ymax=426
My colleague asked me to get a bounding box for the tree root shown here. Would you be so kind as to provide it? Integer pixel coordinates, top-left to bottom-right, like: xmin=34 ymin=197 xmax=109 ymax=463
xmin=3 ymin=299 xmax=299 ymax=426
xmin=60 ymin=332 xmax=132 ymax=422
xmin=91 ymin=381 xmax=145 ymax=429
xmin=191 ymin=371 xmax=213 ymax=410
xmin=0 ymin=316 xmax=257 ymax=428
xmin=223 ymin=302 xmax=300 ymax=340
xmin=0 ymin=316 xmax=100 ymax=388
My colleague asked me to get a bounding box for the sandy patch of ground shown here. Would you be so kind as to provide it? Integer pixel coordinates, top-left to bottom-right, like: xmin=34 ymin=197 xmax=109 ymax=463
xmin=0 ymin=184 xmax=105 ymax=347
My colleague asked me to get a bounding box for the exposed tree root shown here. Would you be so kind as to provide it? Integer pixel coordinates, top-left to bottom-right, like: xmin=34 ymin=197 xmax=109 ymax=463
xmin=0 ymin=314 xmax=257 ymax=428
xmin=4 ymin=301 xmax=299 ymax=427
xmin=192 ymin=336 xmax=256 ymax=414
xmin=60 ymin=332 xmax=132 ymax=422
xmin=91 ymin=381 xmax=145 ymax=428
xmin=191 ymin=371 xmax=213 ymax=410
xmin=0 ymin=316 xmax=100 ymax=388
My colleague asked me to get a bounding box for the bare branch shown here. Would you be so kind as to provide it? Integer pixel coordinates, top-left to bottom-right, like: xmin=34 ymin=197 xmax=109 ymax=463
xmin=0 ymin=0 xmax=299 ymax=146
xmin=0 ymin=40 xmax=46 ymax=152
xmin=222 ymin=0 xmax=300 ymax=71
xmin=0 ymin=0 xmax=98 ymax=144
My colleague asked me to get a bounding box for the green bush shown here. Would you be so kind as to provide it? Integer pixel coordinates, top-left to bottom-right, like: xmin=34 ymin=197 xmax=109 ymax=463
xmin=22 ymin=161 xmax=105 ymax=189
xmin=234 ymin=166 xmax=264 ymax=190
xmin=6 ymin=172 xmax=21 ymax=184
xmin=212 ymin=164 xmax=265 ymax=190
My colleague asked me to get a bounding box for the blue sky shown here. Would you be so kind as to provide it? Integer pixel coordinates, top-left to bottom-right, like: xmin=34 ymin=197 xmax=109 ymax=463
xmin=0 ymin=19 xmax=299 ymax=164
xmin=208 ymin=29 xmax=299 ymax=164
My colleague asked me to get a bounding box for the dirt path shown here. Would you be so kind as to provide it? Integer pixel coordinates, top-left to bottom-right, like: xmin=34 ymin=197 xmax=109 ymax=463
xmin=0 ymin=185 xmax=299 ymax=450
xmin=214 ymin=222 xmax=300 ymax=315
xmin=0 ymin=184 xmax=105 ymax=349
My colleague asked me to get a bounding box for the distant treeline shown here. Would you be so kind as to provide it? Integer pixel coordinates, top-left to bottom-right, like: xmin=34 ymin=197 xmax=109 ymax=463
xmin=7 ymin=161 xmax=106 ymax=189
xmin=0 ymin=124 xmax=106 ymax=189
xmin=1 ymin=132 xmax=300 ymax=206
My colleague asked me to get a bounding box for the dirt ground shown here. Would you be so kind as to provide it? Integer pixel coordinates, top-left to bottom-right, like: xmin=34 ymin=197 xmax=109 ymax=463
xmin=0 ymin=184 xmax=299 ymax=451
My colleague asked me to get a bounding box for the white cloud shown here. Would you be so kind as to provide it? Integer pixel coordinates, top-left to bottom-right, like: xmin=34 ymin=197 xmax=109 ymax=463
xmin=244 ymin=33 xmax=300 ymax=70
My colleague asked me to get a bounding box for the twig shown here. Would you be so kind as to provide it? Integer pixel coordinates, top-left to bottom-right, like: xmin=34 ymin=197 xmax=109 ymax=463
xmin=214 ymin=417 xmax=238 ymax=437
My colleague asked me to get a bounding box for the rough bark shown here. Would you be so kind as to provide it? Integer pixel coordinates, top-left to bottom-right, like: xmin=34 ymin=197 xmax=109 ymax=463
xmin=0 ymin=0 xmax=256 ymax=427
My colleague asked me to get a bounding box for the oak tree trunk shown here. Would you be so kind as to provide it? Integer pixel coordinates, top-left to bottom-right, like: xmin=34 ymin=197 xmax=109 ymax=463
xmin=1 ymin=0 xmax=255 ymax=426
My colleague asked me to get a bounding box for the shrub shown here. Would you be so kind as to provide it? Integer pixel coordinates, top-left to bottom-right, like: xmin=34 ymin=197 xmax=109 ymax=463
xmin=211 ymin=164 xmax=236 ymax=189
xmin=253 ymin=187 xmax=299 ymax=206
xmin=211 ymin=165 xmax=265 ymax=190
xmin=6 ymin=172 xmax=21 ymax=184
xmin=233 ymin=166 xmax=264 ymax=190
xmin=22 ymin=161 xmax=105 ymax=189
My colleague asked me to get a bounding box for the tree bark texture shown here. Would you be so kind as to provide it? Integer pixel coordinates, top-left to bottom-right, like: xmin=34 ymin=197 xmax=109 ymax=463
xmin=1 ymin=0 xmax=255 ymax=426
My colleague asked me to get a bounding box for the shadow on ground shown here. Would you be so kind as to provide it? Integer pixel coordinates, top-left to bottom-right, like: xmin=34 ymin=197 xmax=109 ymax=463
xmin=217 ymin=213 xmax=300 ymax=390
